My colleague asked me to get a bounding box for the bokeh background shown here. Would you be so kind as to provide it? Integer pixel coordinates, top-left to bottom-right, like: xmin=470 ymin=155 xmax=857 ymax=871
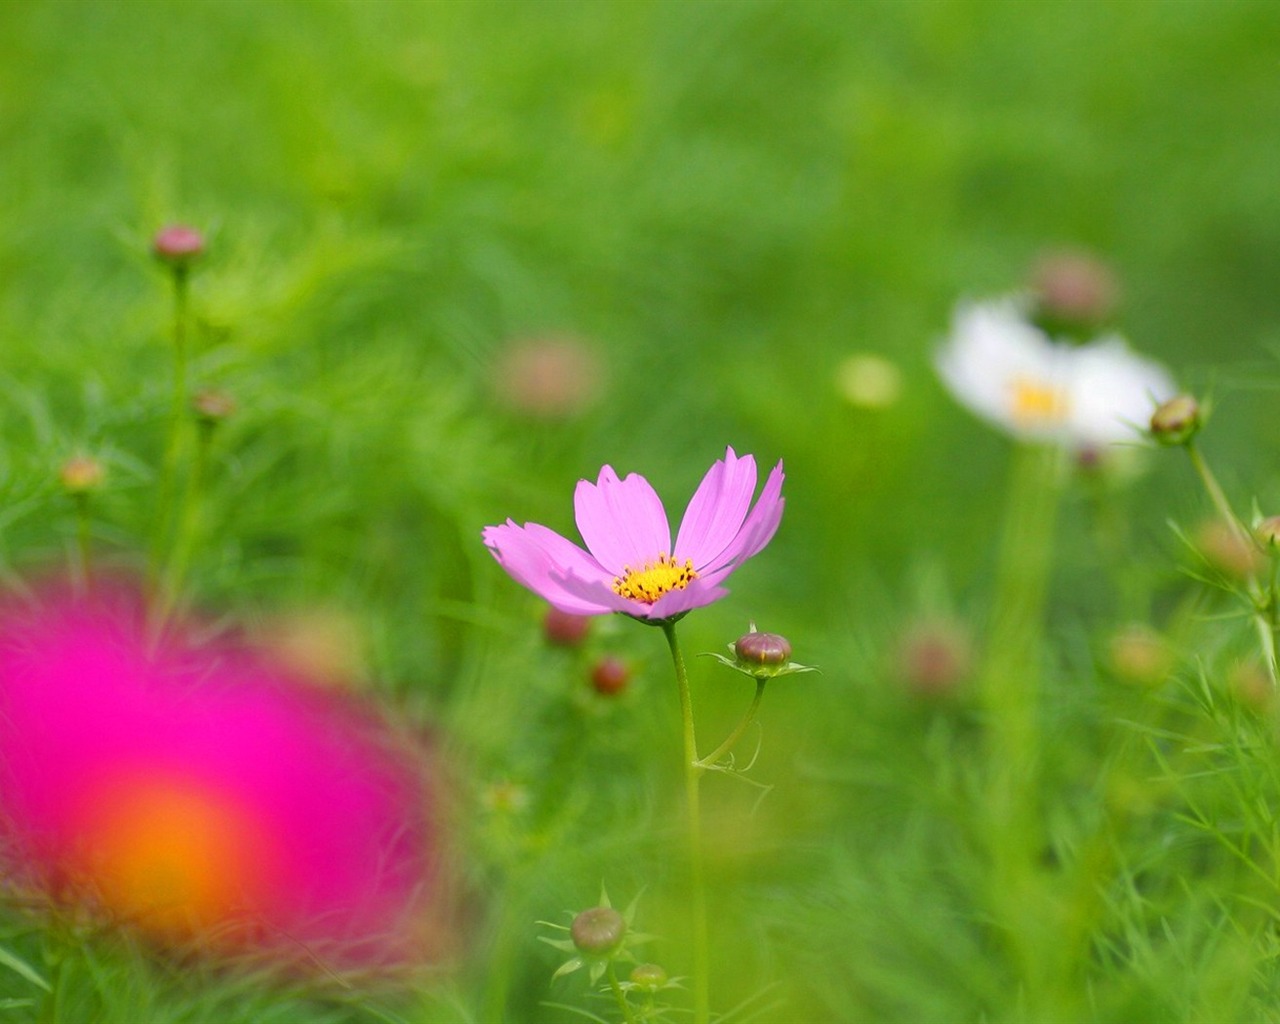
xmin=2 ymin=1 xmax=1280 ymax=1020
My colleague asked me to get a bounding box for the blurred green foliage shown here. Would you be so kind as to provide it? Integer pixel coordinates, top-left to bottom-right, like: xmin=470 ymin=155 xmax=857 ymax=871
xmin=2 ymin=1 xmax=1280 ymax=1021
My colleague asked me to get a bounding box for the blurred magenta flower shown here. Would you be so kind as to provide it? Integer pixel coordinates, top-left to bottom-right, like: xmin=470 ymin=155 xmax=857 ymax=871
xmin=0 ymin=582 xmax=448 ymax=970
xmin=483 ymin=447 xmax=784 ymax=621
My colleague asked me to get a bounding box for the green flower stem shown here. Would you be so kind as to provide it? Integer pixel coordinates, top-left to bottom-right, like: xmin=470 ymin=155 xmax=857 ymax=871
xmin=606 ymin=962 xmax=637 ymax=1024
xmin=152 ymin=422 xmax=212 ymax=635
xmin=1185 ymin=441 xmax=1278 ymax=684
xmin=1186 ymin=441 xmax=1246 ymax=543
xmin=980 ymin=441 xmax=1062 ymax=999
xmin=696 ymin=678 xmax=767 ymax=769
xmin=72 ymin=492 xmax=92 ymax=591
xmin=150 ymin=265 xmax=192 ymax=587
xmin=660 ymin=620 xmax=710 ymax=1024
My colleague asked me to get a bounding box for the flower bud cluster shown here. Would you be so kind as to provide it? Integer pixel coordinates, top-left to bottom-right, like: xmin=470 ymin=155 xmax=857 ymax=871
xmin=538 ymin=889 xmax=654 ymax=987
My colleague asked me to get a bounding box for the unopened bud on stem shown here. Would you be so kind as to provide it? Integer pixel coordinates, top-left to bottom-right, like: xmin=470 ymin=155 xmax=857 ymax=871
xmin=1150 ymin=395 xmax=1200 ymax=446
xmin=152 ymin=224 xmax=205 ymax=269
xmin=570 ymin=906 xmax=626 ymax=957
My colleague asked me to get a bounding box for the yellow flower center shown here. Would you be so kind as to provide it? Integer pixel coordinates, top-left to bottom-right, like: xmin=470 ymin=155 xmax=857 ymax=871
xmin=1009 ymin=376 xmax=1069 ymax=426
xmin=612 ymin=554 xmax=698 ymax=604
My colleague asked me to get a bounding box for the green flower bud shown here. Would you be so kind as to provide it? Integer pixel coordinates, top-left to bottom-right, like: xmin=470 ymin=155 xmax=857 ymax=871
xmin=629 ymin=962 xmax=669 ymax=992
xmin=570 ymin=906 xmax=626 ymax=957
xmin=1149 ymin=395 xmax=1200 ymax=446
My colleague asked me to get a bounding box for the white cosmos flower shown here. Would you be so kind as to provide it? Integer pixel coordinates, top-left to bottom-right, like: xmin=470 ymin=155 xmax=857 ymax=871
xmin=936 ymin=296 xmax=1176 ymax=448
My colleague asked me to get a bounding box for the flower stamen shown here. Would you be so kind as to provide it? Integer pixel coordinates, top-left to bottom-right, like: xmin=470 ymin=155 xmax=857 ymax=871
xmin=613 ymin=554 xmax=698 ymax=605
xmin=1009 ymin=375 xmax=1069 ymax=426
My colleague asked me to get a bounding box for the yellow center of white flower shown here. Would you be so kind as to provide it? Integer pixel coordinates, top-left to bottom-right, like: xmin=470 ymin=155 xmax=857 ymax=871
xmin=612 ymin=554 xmax=698 ymax=604
xmin=1009 ymin=376 xmax=1069 ymax=426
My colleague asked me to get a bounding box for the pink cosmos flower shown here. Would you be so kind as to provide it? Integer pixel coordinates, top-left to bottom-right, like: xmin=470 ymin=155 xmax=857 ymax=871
xmin=483 ymin=447 xmax=784 ymax=621
xmin=0 ymin=581 xmax=448 ymax=971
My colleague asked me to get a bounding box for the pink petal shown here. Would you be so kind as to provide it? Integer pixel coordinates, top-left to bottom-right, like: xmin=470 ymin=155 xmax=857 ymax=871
xmin=673 ymin=447 xmax=758 ymax=568
xmin=699 ymin=460 xmax=785 ymax=575
xmin=482 ymin=521 xmax=618 ymax=615
xmin=573 ymin=466 xmax=671 ymax=573
xmin=552 ymin=572 xmax=638 ymax=616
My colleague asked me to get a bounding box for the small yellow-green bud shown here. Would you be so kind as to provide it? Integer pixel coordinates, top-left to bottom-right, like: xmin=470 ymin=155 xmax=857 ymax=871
xmin=570 ymin=906 xmax=626 ymax=957
xmin=59 ymin=455 xmax=105 ymax=494
xmin=733 ymin=630 xmax=792 ymax=667
xmin=629 ymin=963 xmax=668 ymax=992
xmin=1149 ymin=395 xmax=1200 ymax=446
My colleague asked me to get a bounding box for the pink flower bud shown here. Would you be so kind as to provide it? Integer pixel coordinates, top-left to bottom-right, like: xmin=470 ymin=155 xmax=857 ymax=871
xmin=544 ymin=606 xmax=591 ymax=647
xmin=152 ymin=224 xmax=206 ymax=267
xmin=589 ymin=656 xmax=630 ymax=696
xmin=1030 ymin=249 xmax=1118 ymax=326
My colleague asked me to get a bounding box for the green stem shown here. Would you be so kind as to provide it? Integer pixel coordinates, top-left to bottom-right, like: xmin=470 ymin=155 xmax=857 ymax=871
xmin=73 ymin=492 xmax=92 ymax=592
xmin=606 ymin=961 xmax=637 ymax=1024
xmin=697 ymin=678 xmax=767 ymax=769
xmin=151 ymin=423 xmax=211 ymax=639
xmin=150 ymin=266 xmax=192 ymax=588
xmin=660 ymin=621 xmax=709 ymax=1024
xmin=980 ymin=442 xmax=1062 ymax=1000
xmin=1186 ymin=441 xmax=1249 ymax=546
xmin=1185 ymin=441 xmax=1278 ymax=685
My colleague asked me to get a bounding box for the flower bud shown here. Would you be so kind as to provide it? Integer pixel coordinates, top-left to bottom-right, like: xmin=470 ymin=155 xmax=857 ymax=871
xmin=544 ymin=606 xmax=591 ymax=647
xmin=570 ymin=906 xmax=626 ymax=957
xmin=835 ymin=353 xmax=902 ymax=410
xmin=733 ymin=630 xmax=791 ymax=667
xmin=894 ymin=620 xmax=972 ymax=699
xmin=151 ymin=224 xmax=205 ymax=268
xmin=59 ymin=455 xmax=105 ymax=494
xmin=1030 ymin=249 xmax=1119 ymax=327
xmin=481 ymin=779 xmax=530 ymax=815
xmin=589 ymin=656 xmax=630 ymax=696
xmin=629 ymin=963 xmax=668 ymax=992
xmin=1194 ymin=519 xmax=1263 ymax=581
xmin=1256 ymin=516 xmax=1280 ymax=550
xmin=1228 ymin=660 xmax=1273 ymax=713
xmin=1106 ymin=624 xmax=1172 ymax=687
xmin=1149 ymin=395 xmax=1200 ymax=446
xmin=491 ymin=335 xmax=603 ymax=420
xmin=192 ymin=389 xmax=236 ymax=426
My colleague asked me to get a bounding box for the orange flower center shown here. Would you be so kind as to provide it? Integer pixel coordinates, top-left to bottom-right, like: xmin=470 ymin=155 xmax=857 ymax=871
xmin=612 ymin=554 xmax=698 ymax=604
xmin=1009 ymin=375 xmax=1069 ymax=426
xmin=79 ymin=775 xmax=267 ymax=935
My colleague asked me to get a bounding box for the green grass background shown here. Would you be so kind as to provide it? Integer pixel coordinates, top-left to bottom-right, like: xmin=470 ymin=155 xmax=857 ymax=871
xmin=2 ymin=1 xmax=1280 ymax=1021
